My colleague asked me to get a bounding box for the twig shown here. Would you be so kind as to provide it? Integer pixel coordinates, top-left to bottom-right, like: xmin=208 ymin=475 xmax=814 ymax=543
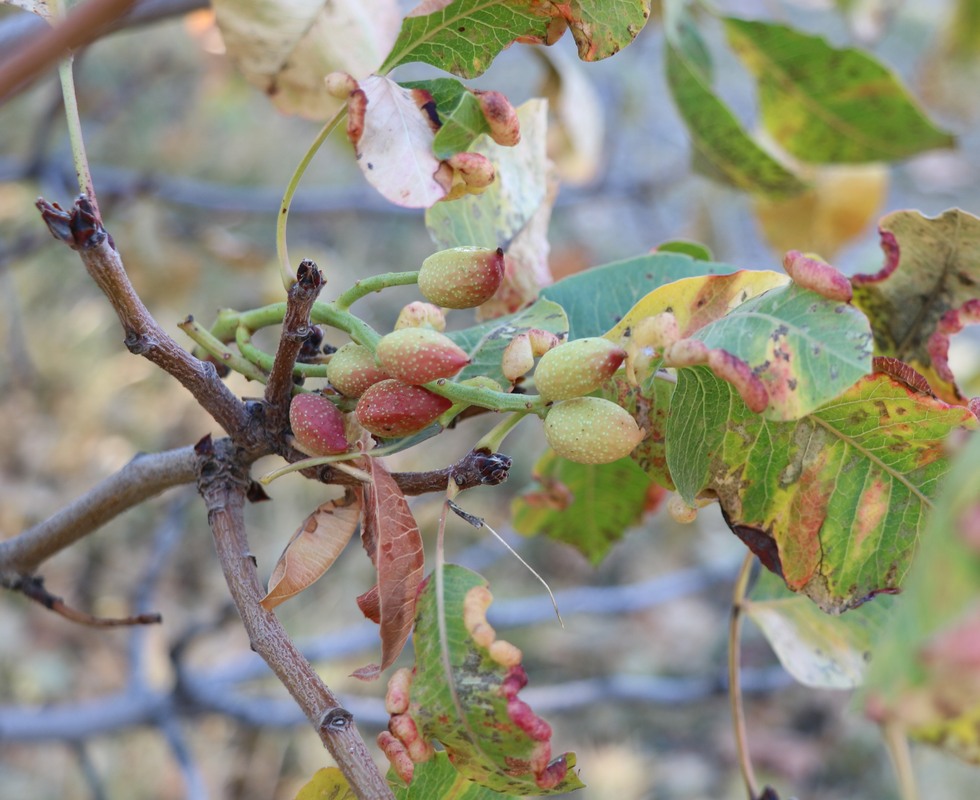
xmin=158 ymin=716 xmax=209 ymax=800
xmin=883 ymin=721 xmax=919 ymax=800
xmin=11 ymin=575 xmax=162 ymax=627
xmin=264 ymin=259 xmax=324 ymax=435
xmin=730 ymin=553 xmax=761 ymax=800
xmin=0 ymin=0 xmax=137 ymax=103
xmin=0 ymin=446 xmax=197 ymax=575
xmin=35 ymin=196 xmax=252 ymax=440
xmin=196 ymin=437 xmax=394 ymax=800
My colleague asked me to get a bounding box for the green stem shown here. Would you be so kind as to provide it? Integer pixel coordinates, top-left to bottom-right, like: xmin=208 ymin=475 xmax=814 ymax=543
xmin=277 ymin=106 xmax=348 ymax=291
xmin=178 ymin=318 xmax=268 ymax=384
xmin=424 ymin=379 xmax=545 ymax=415
xmin=729 ymin=552 xmax=760 ymax=800
xmin=475 ymin=412 xmax=530 ymax=452
xmin=234 ymin=324 xmax=329 ymax=379
xmin=883 ymin=722 xmax=919 ymax=800
xmin=334 ymin=270 xmax=421 ymax=312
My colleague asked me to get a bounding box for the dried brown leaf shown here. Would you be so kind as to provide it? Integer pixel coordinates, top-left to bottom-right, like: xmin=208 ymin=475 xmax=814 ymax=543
xmin=259 ymin=490 xmax=362 ymax=610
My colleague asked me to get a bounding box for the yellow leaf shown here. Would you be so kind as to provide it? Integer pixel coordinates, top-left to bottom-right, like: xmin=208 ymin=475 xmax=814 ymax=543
xmin=753 ymin=163 xmax=889 ymax=260
xmin=293 ymin=767 xmax=357 ymax=800
xmin=604 ymin=270 xmax=789 ymax=342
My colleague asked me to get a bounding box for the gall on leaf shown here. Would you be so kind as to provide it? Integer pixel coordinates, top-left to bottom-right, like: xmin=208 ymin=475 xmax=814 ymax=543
xmin=352 ymin=457 xmax=424 ymax=681
xmin=783 ymin=250 xmax=853 ymax=303
xmin=474 ymin=89 xmax=521 ymax=146
xmin=388 ymin=564 xmax=584 ymax=794
xmin=260 ymin=490 xmax=362 ymax=611
xmin=502 ymin=332 xmax=535 ymax=382
xmin=394 ymin=301 xmax=446 ymax=332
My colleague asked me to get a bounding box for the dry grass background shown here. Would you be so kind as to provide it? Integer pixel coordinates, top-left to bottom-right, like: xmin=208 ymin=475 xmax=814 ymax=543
xmin=2 ymin=2 xmax=980 ymax=798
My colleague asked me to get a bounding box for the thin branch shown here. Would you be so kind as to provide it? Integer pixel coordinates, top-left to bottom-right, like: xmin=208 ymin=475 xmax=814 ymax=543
xmin=36 ymin=196 xmax=252 ymax=440
xmin=158 ymin=716 xmax=209 ymax=800
xmin=0 ymin=446 xmax=197 ymax=575
xmin=196 ymin=437 xmax=394 ymax=800
xmin=730 ymin=553 xmax=761 ymax=800
xmin=264 ymin=259 xmax=324 ymax=435
xmin=0 ymin=0 xmax=137 ymax=104
xmin=12 ymin=575 xmax=162 ymax=627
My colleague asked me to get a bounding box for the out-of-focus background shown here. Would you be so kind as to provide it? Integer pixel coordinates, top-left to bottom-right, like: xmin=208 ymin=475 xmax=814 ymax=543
xmin=2 ymin=1 xmax=980 ymax=798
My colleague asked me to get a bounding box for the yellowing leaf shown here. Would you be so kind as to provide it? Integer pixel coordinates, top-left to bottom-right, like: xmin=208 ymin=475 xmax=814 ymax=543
xmin=212 ymin=0 xmax=399 ymax=119
xmin=865 ymin=433 xmax=980 ymax=764
xmin=605 ymin=270 xmax=789 ymax=342
xmin=351 ymin=75 xmax=450 ymax=208
xmin=260 ymin=491 xmax=362 ymax=611
xmin=292 ymin=767 xmax=357 ymax=799
xmin=754 ymin=163 xmax=890 ymax=260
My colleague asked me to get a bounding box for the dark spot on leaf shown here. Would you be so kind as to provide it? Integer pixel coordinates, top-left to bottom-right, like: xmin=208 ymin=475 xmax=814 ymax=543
xmin=367 ymin=162 xmax=374 ymax=170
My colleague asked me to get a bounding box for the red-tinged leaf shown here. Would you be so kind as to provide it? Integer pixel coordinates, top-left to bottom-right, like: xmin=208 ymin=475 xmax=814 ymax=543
xmin=259 ymin=491 xmax=362 ymax=611
xmin=357 ymin=585 xmax=381 ymax=624
xmin=383 ymin=565 xmax=584 ymax=794
xmin=380 ymin=0 xmax=650 ymax=78
xmin=665 ymin=368 xmax=976 ymax=612
xmin=388 ymin=751 xmax=516 ymax=798
xmin=349 ymin=75 xmax=451 ymax=208
xmin=355 ymin=458 xmax=425 ymax=680
xmin=852 ymin=209 xmax=980 ymax=404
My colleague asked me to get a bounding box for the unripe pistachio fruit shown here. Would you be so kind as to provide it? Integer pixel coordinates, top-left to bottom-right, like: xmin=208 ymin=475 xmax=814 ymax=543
xmin=543 ymin=397 xmax=644 ymax=464
xmin=533 ymin=337 xmax=626 ymax=401
xmin=355 ymin=379 xmax=453 ymax=438
xmin=326 ymin=342 xmax=389 ymax=397
xmin=289 ymin=393 xmax=349 ymax=456
xmin=418 ymin=246 xmax=505 ymax=309
xmin=375 ymin=328 xmax=470 ymax=385
xmin=395 ymin=301 xmax=446 ymax=331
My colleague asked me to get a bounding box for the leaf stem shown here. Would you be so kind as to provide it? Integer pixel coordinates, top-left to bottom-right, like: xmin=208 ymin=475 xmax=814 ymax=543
xmin=474 ymin=411 xmax=529 ymax=452
xmin=729 ymin=552 xmax=760 ymax=799
xmin=883 ymin=721 xmax=919 ymax=800
xmin=178 ymin=317 xmax=268 ymax=383
xmin=334 ymin=270 xmax=421 ymax=312
xmin=277 ymin=105 xmax=348 ymax=290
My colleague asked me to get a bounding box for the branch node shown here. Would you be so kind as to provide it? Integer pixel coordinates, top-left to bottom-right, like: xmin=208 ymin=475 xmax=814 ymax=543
xmin=319 ymin=706 xmax=354 ymax=734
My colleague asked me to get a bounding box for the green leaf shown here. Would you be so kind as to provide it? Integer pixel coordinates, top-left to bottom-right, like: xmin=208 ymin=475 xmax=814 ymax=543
xmin=390 ymin=752 xmax=512 ymax=799
xmin=380 ymin=1 xmax=650 ymax=78
xmin=427 ymin=100 xmax=547 ymax=250
xmin=448 ymin=298 xmax=569 ymax=385
xmin=656 ymin=240 xmax=714 ymax=261
xmin=723 ymin=17 xmax=955 ymax=163
xmin=864 ymin=433 xmax=980 ymax=763
xmin=746 ymin=568 xmax=895 ymax=689
xmin=693 ymin=282 xmax=874 ymax=420
xmin=407 ymin=565 xmax=585 ymax=794
xmin=402 ymin=78 xmax=493 ymax=159
xmin=663 ymin=10 xmax=806 ymax=197
xmin=539 ymin=253 xmax=729 ymax=340
xmin=665 ymin=368 xmax=975 ymax=612
xmin=607 ymin=374 xmax=676 ymax=490
xmin=851 ymin=208 xmax=980 ymax=404
xmin=513 ymin=450 xmax=652 ymax=565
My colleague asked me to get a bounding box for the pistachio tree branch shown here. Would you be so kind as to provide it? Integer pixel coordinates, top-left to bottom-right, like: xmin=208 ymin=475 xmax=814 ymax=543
xmin=0 ymin=445 xmax=197 ymax=576
xmin=36 ymin=196 xmax=252 ymax=440
xmin=196 ymin=436 xmax=394 ymax=800
xmin=263 ymin=259 xmax=324 ymax=436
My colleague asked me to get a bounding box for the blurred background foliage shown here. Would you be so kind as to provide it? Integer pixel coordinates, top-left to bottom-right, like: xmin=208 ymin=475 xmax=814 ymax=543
xmin=2 ymin=0 xmax=980 ymax=798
